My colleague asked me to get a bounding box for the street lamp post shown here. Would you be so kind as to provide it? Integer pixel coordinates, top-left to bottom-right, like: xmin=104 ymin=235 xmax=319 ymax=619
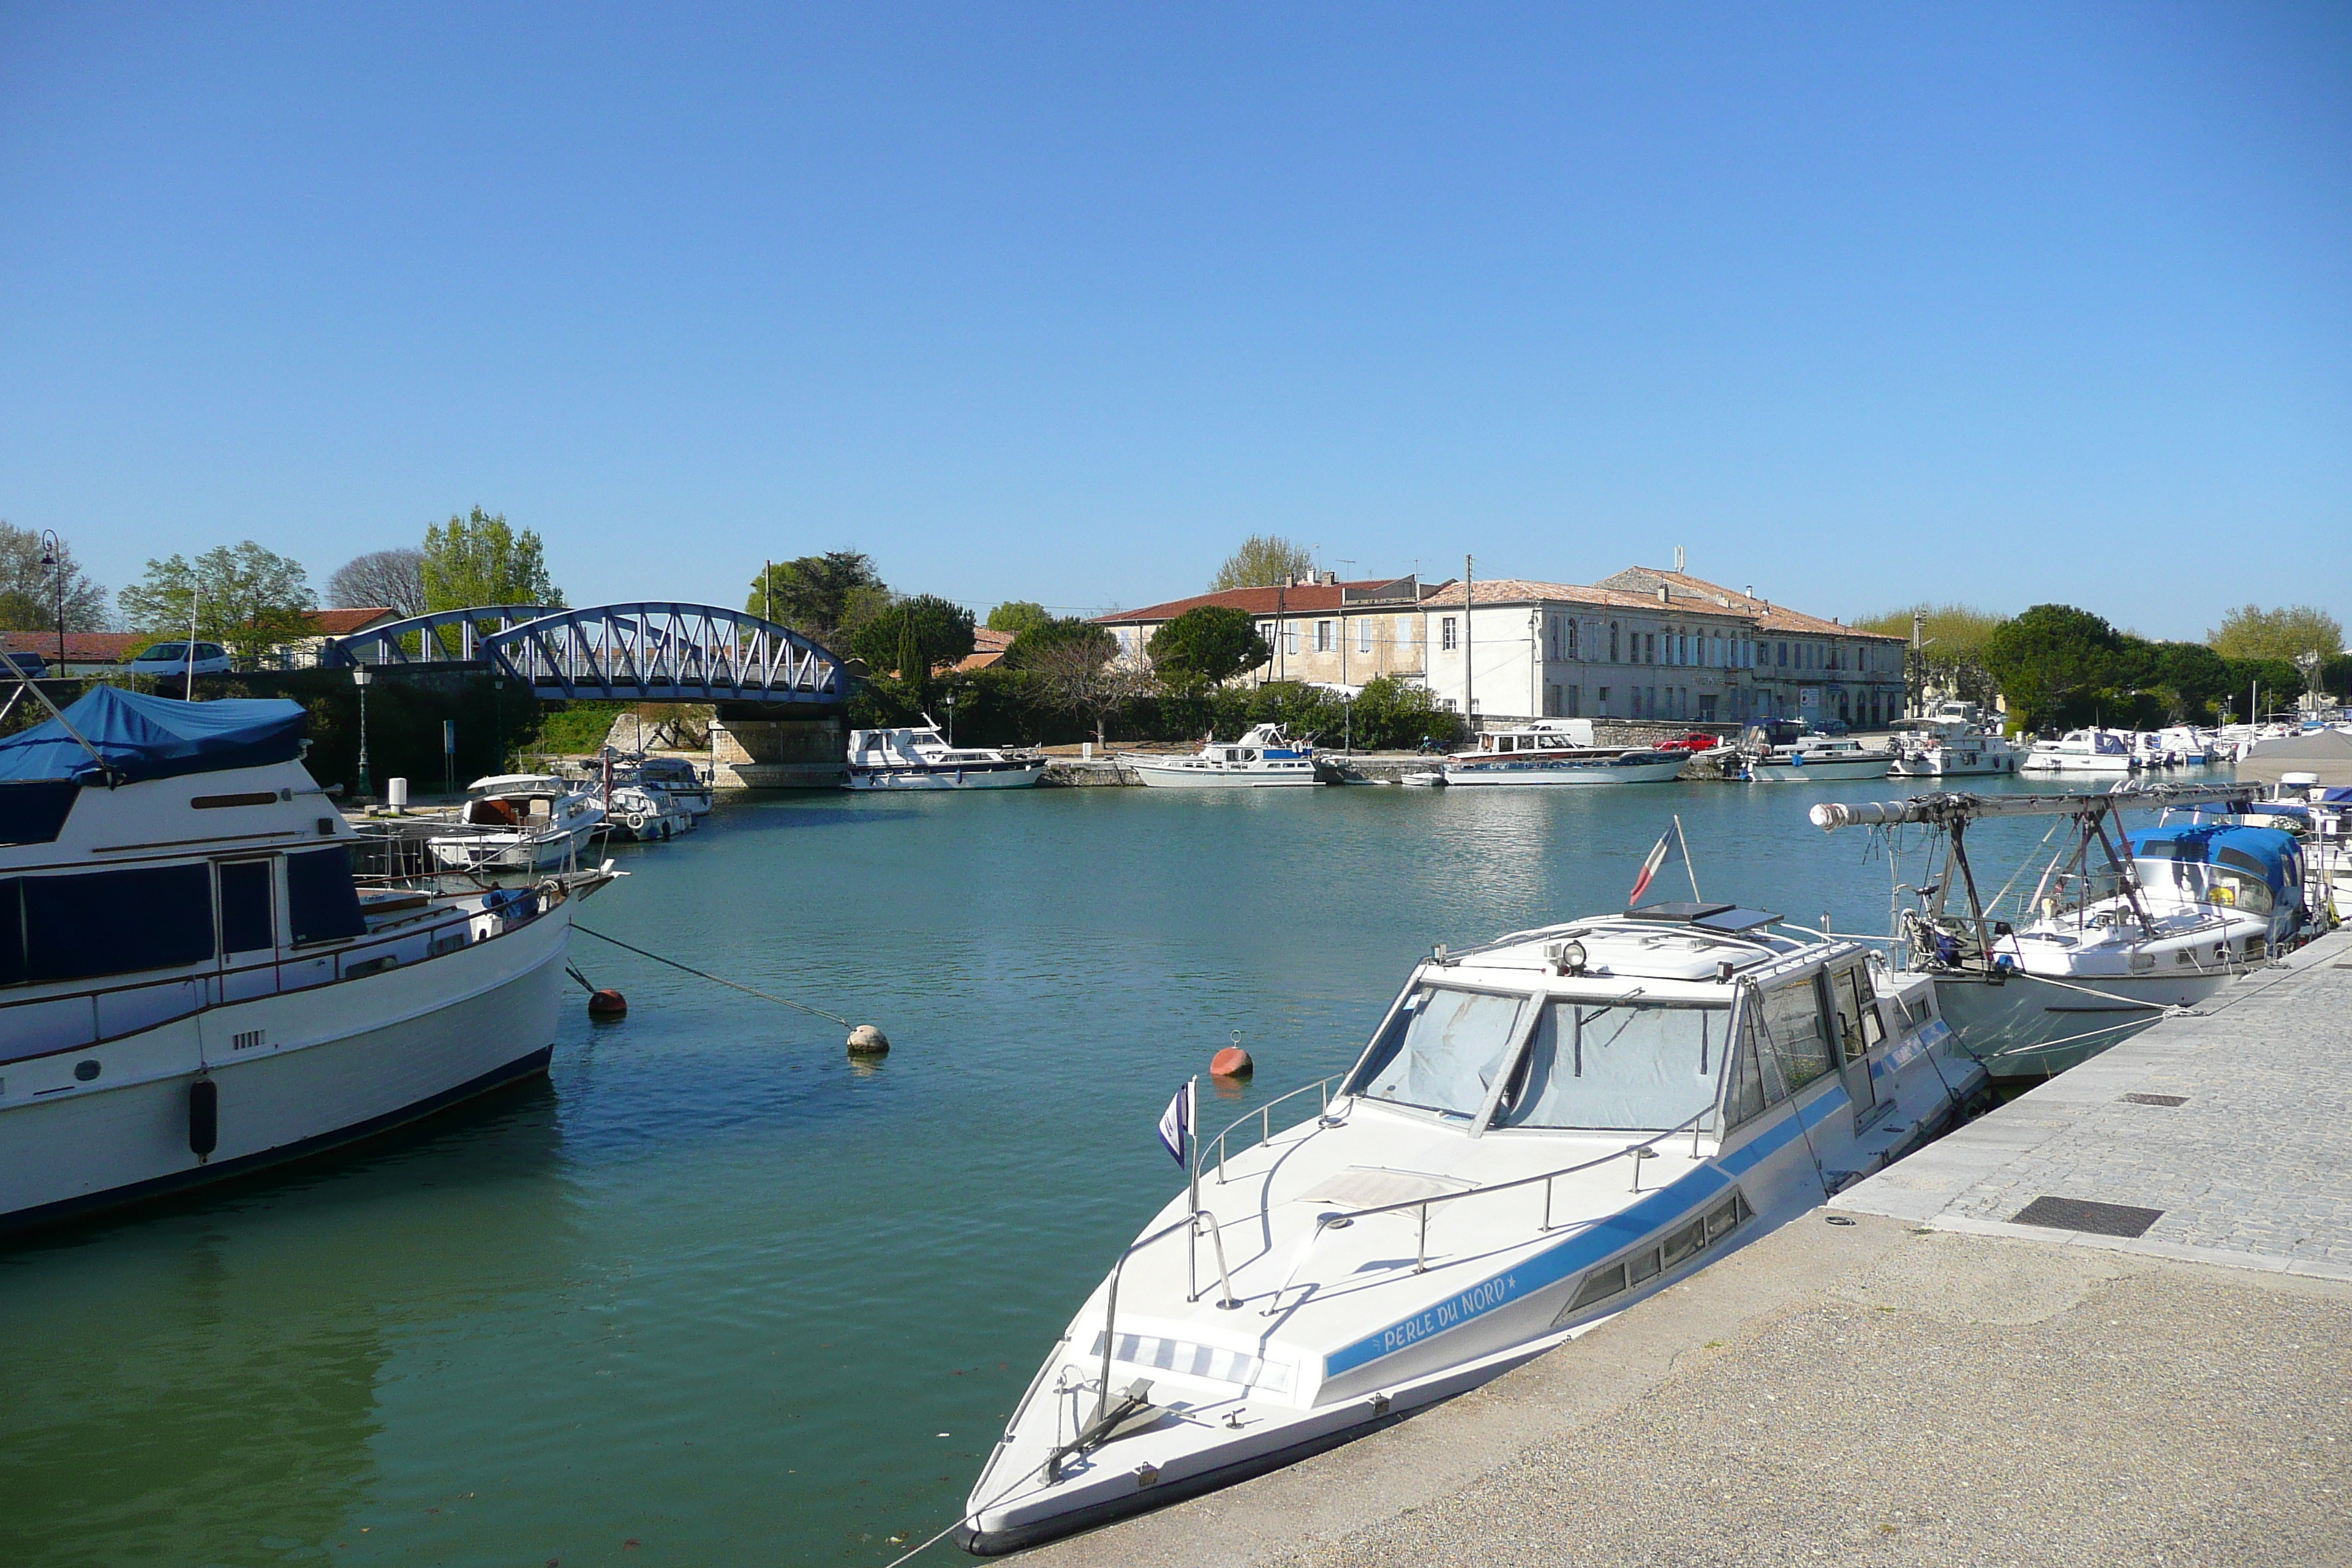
xmin=353 ymin=666 xmax=374 ymax=802
xmin=39 ymin=531 xmax=64 ymax=672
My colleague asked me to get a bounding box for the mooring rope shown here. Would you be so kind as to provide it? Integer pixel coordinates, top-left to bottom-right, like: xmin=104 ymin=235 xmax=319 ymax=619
xmin=572 ymin=924 xmax=856 ymax=1028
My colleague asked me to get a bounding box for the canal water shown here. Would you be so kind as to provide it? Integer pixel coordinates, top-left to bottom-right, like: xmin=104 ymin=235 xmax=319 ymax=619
xmin=0 ymin=774 xmax=2159 ymax=1567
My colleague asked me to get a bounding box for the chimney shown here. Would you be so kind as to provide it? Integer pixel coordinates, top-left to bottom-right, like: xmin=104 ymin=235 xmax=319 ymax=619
xmin=1657 ymin=585 xmax=1670 ymax=604
xmin=1322 ymin=570 xmax=1338 ymax=586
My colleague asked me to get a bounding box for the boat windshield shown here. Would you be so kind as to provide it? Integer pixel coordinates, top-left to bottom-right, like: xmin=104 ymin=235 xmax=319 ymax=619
xmin=1493 ymin=1002 xmax=1727 ymax=1132
xmin=1349 ymin=987 xmax=1530 ymax=1120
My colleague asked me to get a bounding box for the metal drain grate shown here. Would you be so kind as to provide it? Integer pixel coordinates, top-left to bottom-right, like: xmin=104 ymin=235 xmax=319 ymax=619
xmin=2010 ymin=1196 xmax=2166 ymax=1237
xmin=2121 ymin=1093 xmax=2188 ymax=1107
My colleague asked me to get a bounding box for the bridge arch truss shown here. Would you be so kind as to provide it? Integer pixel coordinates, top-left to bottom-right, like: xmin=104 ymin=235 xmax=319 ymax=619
xmin=323 ymin=602 xmax=845 ymax=706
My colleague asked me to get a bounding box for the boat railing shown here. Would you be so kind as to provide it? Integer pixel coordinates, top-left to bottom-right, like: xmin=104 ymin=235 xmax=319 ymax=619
xmin=1259 ymin=1104 xmax=1714 ymax=1317
xmin=1193 ymin=1074 xmax=1348 ymax=1187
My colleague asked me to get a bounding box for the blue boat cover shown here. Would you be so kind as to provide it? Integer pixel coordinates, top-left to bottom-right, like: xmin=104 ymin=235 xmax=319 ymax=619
xmin=0 ymin=687 xmax=307 ymax=785
xmin=2127 ymin=823 xmax=2297 ymax=893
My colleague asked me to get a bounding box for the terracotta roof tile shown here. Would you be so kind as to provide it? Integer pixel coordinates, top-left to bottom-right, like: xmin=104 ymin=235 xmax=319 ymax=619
xmin=0 ymin=630 xmax=150 ymax=660
xmin=1097 ymin=579 xmax=1432 ymax=625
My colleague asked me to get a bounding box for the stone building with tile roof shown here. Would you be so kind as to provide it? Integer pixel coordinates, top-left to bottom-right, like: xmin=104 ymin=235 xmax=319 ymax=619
xmin=1093 ymin=562 xmax=1907 ymax=729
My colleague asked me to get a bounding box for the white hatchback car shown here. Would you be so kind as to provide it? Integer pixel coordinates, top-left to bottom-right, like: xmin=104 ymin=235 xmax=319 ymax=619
xmin=127 ymin=640 xmax=235 ymax=677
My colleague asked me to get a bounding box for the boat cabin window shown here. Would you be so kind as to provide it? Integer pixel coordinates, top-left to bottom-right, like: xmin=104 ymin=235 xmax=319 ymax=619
xmin=1825 ymin=962 xmax=1880 ymax=1062
xmin=219 ymin=859 xmax=276 ymax=953
xmin=1720 ymin=1009 xmax=1771 ymax=1131
xmin=1349 ymin=987 xmax=1530 ymax=1120
xmin=286 ymin=847 xmax=367 ymax=946
xmin=1491 ymin=1002 xmax=1726 ymax=1133
xmin=1756 ymin=977 xmax=1835 ymax=1093
xmin=14 ymin=864 xmax=216 ymax=983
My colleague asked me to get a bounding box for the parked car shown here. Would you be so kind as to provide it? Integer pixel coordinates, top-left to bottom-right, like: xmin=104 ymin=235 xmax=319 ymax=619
xmin=1654 ymin=731 xmax=1727 ymax=753
xmin=126 ymin=641 xmax=234 ymax=678
xmin=0 ymin=650 xmax=49 ymax=679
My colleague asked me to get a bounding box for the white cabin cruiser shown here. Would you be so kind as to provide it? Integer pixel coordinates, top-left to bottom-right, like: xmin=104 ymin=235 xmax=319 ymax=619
xmin=1123 ymin=725 xmax=1324 ymax=788
xmin=959 ymin=902 xmax=1986 ymax=1553
xmin=845 ymin=720 xmax=1047 ymax=791
xmin=2021 ymin=729 xmax=2137 ymax=774
xmin=431 ymin=774 xmax=604 ymax=872
xmin=605 ymin=779 xmax=692 ymax=841
xmin=627 ymin=755 xmax=714 ymax=817
xmin=0 ymin=687 xmax=611 ymax=1236
xmin=1439 ymin=721 xmax=1689 ymax=786
xmin=1742 ymin=733 xmax=1896 ymax=783
xmin=1888 ymin=704 xmax=2022 ymax=777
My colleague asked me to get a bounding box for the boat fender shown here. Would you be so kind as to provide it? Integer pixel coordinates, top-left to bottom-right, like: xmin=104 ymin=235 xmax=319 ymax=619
xmin=1211 ymin=1045 xmax=1254 ymax=1079
xmin=588 ymin=988 xmax=628 ymax=1019
xmin=847 ymin=1023 xmax=891 ymax=1057
xmin=189 ymin=1075 xmax=219 ymax=1160
xmin=660 ymin=821 xmax=672 ymax=840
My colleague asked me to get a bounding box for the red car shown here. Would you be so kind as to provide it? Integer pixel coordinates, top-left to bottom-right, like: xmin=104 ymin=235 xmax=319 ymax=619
xmin=1653 ymin=731 xmax=1728 ymax=753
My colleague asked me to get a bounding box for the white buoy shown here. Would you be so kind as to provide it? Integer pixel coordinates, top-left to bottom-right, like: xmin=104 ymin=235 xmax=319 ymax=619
xmin=846 ymin=1024 xmax=890 ymax=1057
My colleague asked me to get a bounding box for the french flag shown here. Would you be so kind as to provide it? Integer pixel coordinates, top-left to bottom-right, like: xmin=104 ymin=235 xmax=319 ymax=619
xmin=1627 ymin=821 xmax=1681 ymax=905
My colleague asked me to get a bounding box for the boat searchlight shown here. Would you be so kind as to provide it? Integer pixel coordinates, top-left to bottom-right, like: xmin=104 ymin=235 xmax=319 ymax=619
xmin=1548 ymin=939 xmax=1588 ymax=976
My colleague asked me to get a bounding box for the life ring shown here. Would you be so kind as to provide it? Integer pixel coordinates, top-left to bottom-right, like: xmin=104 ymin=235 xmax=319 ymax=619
xmin=626 ymin=811 xmax=648 ymax=832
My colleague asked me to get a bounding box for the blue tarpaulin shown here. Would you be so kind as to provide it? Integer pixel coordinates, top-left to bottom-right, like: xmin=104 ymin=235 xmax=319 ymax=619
xmin=0 ymin=687 xmax=307 ymax=785
xmin=2127 ymin=823 xmax=2297 ymax=894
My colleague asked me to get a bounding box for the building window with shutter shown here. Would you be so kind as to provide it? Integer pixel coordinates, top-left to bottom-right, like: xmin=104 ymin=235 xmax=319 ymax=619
xmin=1358 ymin=619 xmax=1372 ymax=654
xmin=1316 ymin=620 xmax=1332 ymax=653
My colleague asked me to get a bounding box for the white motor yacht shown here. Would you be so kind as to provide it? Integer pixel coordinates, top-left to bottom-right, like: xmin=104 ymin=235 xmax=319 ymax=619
xmin=1123 ymin=725 xmax=1324 ymax=788
xmin=606 ymin=780 xmax=692 ymax=841
xmin=845 ymin=719 xmax=1047 ymax=791
xmin=1888 ymin=704 xmax=2022 ymax=777
xmin=628 ymin=755 xmax=714 ymax=816
xmin=1438 ymin=721 xmax=1689 ymax=786
xmin=2021 ymin=729 xmax=2138 ymax=774
xmin=1742 ymin=733 xmax=1896 ymax=783
xmin=958 ymin=901 xmax=1985 ymax=1553
xmin=0 ymin=686 xmax=612 ymax=1235
xmin=430 ymin=774 xmax=605 ymax=872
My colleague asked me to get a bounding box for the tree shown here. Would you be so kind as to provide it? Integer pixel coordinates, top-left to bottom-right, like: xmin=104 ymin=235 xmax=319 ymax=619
xmin=1855 ymin=601 xmax=2004 ymax=711
xmin=1026 ymin=637 xmax=1155 ymax=747
xmin=0 ymin=522 xmax=110 ymax=632
xmin=1982 ymin=604 xmax=2124 ymax=731
xmin=326 ymin=548 xmax=428 ymax=617
xmin=2208 ymin=603 xmax=2343 ymax=663
xmin=118 ymin=542 xmax=317 ymax=665
xmin=746 ymin=551 xmax=887 ymax=646
xmin=850 ymin=594 xmax=976 ymax=678
xmin=1209 ymin=534 xmax=1315 ymax=592
xmin=421 ymin=509 xmax=564 ymax=612
xmin=985 ymin=600 xmax=1054 ymax=638
xmin=1000 ymin=616 xmax=1117 ymax=670
xmin=1147 ymin=605 xmax=1274 ymax=690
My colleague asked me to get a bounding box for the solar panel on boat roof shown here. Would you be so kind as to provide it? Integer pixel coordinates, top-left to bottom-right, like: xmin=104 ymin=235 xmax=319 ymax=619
xmin=1624 ymin=902 xmax=1781 ymax=932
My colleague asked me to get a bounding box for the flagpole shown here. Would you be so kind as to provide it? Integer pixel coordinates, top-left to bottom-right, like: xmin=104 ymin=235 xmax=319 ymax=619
xmin=1676 ymin=814 xmax=1701 ymax=901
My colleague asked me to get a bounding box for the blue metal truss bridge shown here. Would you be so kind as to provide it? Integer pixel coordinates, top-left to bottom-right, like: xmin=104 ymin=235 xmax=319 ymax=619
xmin=320 ymin=603 xmax=845 ymax=706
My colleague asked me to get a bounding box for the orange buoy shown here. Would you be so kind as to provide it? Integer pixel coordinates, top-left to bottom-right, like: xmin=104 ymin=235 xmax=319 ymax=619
xmin=1210 ymin=1045 xmax=1254 ymax=1079
xmin=588 ymin=989 xmax=628 ymax=1018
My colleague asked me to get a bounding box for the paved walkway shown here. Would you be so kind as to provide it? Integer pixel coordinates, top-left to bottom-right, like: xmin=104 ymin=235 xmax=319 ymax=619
xmin=1016 ymin=930 xmax=2352 ymax=1568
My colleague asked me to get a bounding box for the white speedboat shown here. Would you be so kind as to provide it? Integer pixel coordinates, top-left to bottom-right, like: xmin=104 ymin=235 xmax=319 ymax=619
xmin=430 ymin=774 xmax=605 ymax=872
xmin=1888 ymin=704 xmax=2022 ymax=777
xmin=628 ymin=755 xmax=714 ymax=817
xmin=958 ymin=902 xmax=1985 ymax=1553
xmin=845 ymin=719 xmax=1047 ymax=791
xmin=2021 ymin=729 xmax=2138 ymax=774
xmin=1742 ymin=734 xmax=1896 ymax=782
xmin=1439 ymin=721 xmax=1689 ymax=786
xmin=0 ymin=686 xmax=611 ymax=1235
xmin=605 ymin=780 xmax=692 ymax=841
xmin=1123 ymin=725 xmax=1323 ymax=788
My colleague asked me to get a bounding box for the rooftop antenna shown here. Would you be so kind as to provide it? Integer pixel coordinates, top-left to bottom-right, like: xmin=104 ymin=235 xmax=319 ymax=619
xmin=1673 ymin=546 xmax=1685 ymax=573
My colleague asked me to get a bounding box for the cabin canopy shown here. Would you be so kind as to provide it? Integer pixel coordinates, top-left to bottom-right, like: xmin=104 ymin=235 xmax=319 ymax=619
xmin=2238 ymin=731 xmax=2352 ymax=789
xmin=2127 ymin=823 xmax=2296 ymax=894
xmin=0 ymin=687 xmax=306 ymax=786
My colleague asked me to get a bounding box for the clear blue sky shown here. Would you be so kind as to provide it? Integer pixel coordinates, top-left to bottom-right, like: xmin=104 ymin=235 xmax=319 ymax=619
xmin=4 ymin=3 xmax=2345 ymax=638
